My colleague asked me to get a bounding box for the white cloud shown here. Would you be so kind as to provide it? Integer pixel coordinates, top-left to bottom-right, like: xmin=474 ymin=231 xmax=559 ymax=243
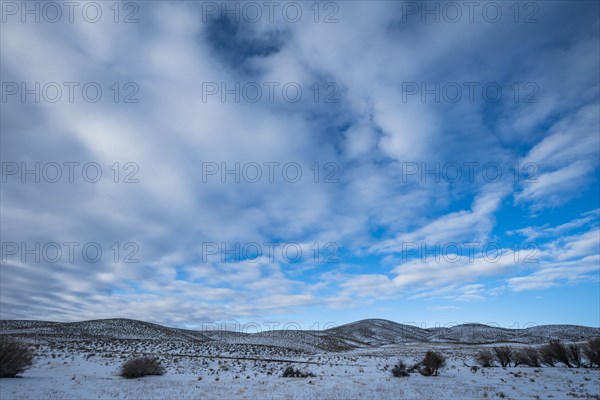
xmin=1 ymin=2 xmax=598 ymax=325
xmin=335 ymin=220 xmax=599 ymax=301
xmin=516 ymin=104 xmax=600 ymax=209
xmin=373 ymin=182 xmax=509 ymax=252
xmin=509 ymin=210 xmax=598 ymax=241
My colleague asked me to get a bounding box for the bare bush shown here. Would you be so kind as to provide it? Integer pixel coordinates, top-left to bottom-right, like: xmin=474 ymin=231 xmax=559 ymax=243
xmin=120 ymin=357 xmax=165 ymax=379
xmin=539 ymin=340 xmax=572 ymax=367
xmin=494 ymin=346 xmax=512 ymax=367
xmin=512 ymin=348 xmax=540 ymax=367
xmin=583 ymin=338 xmax=600 ymax=368
xmin=407 ymin=362 xmax=421 ymax=373
xmin=475 ymin=350 xmax=495 ymax=367
xmin=420 ymin=351 xmax=446 ymax=376
xmin=0 ymin=337 xmax=33 ymax=378
xmin=282 ymin=366 xmax=315 ymax=378
xmin=549 ymin=340 xmax=572 ymax=367
xmin=539 ymin=344 xmax=556 ymax=367
xmin=391 ymin=360 xmax=409 ymax=377
xmin=568 ymin=344 xmax=582 ymax=368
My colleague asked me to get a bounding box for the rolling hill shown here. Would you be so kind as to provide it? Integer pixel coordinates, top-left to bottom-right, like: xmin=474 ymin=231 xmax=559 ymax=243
xmin=1 ymin=318 xmax=598 ymax=353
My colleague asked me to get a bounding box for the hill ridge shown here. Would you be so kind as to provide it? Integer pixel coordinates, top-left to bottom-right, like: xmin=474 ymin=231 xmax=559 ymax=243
xmin=2 ymin=317 xmax=599 ymax=353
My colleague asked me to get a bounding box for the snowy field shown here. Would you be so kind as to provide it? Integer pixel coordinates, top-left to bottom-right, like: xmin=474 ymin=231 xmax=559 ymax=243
xmin=1 ymin=342 xmax=599 ymax=400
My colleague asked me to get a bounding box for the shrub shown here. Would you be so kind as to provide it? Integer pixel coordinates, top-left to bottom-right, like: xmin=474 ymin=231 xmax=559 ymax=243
xmin=512 ymin=348 xmax=540 ymax=367
xmin=568 ymin=344 xmax=582 ymax=368
xmin=549 ymin=340 xmax=571 ymax=367
xmin=539 ymin=344 xmax=556 ymax=367
xmin=494 ymin=346 xmax=512 ymax=367
xmin=583 ymin=338 xmax=600 ymax=368
xmin=0 ymin=337 xmax=33 ymax=378
xmin=475 ymin=350 xmax=495 ymax=367
xmin=539 ymin=340 xmax=573 ymax=367
xmin=282 ymin=366 xmax=315 ymax=378
xmin=420 ymin=351 xmax=446 ymax=376
xmin=407 ymin=362 xmax=421 ymax=373
xmin=391 ymin=360 xmax=409 ymax=377
xmin=120 ymin=357 xmax=165 ymax=379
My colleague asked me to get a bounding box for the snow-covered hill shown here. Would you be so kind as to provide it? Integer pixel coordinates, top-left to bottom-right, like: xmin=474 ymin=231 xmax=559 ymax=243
xmin=0 ymin=319 xmax=210 ymax=342
xmin=1 ymin=318 xmax=598 ymax=352
xmin=1 ymin=318 xmax=599 ymax=400
xmin=323 ymin=319 xmax=431 ymax=346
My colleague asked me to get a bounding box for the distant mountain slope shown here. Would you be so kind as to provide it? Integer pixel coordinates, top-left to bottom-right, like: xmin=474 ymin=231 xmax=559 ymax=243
xmin=427 ymin=323 xmax=519 ymax=343
xmin=424 ymin=323 xmax=600 ymax=344
xmin=323 ymin=319 xmax=431 ymax=346
xmin=522 ymin=325 xmax=600 ymax=343
xmin=1 ymin=318 xmax=598 ymax=352
xmin=0 ymin=319 xmax=210 ymax=342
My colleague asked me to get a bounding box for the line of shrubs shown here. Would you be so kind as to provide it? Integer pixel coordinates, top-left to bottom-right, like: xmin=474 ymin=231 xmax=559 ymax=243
xmin=392 ymin=350 xmax=446 ymax=377
xmin=474 ymin=338 xmax=600 ymax=368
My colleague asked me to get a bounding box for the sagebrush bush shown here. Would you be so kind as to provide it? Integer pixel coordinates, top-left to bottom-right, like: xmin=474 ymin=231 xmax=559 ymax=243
xmin=282 ymin=366 xmax=315 ymax=378
xmin=391 ymin=360 xmax=409 ymax=377
xmin=0 ymin=337 xmax=33 ymax=378
xmin=120 ymin=357 xmax=165 ymax=379
xmin=420 ymin=351 xmax=446 ymax=376
xmin=475 ymin=350 xmax=495 ymax=367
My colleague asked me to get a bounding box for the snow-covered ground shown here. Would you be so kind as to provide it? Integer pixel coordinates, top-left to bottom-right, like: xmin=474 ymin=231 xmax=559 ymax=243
xmin=1 ymin=343 xmax=599 ymax=400
xmin=2 ymin=319 xmax=599 ymax=399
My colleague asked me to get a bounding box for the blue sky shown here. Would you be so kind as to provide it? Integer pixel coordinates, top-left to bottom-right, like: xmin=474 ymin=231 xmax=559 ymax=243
xmin=1 ymin=1 xmax=599 ymax=330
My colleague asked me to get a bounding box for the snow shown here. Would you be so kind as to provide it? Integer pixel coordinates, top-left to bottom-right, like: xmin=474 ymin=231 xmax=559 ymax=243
xmin=1 ymin=319 xmax=599 ymax=399
xmin=1 ymin=345 xmax=599 ymax=400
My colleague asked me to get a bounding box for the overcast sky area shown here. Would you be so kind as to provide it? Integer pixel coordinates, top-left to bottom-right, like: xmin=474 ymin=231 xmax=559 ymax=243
xmin=1 ymin=1 xmax=599 ymax=331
